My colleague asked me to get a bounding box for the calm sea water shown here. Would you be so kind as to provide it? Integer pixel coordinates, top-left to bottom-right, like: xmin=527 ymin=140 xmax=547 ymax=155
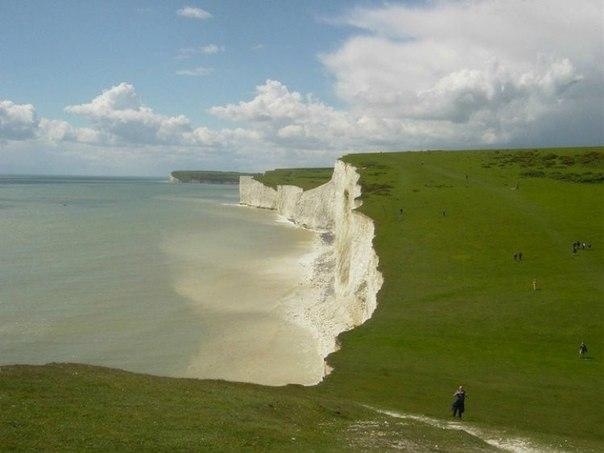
xmin=0 ymin=176 xmax=321 ymax=384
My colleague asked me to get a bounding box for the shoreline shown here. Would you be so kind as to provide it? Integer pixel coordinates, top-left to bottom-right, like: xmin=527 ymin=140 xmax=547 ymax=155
xmin=175 ymin=207 xmax=327 ymax=387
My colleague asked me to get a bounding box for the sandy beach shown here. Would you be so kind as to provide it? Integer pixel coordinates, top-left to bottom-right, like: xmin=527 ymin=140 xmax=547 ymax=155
xmin=179 ymin=211 xmax=331 ymax=386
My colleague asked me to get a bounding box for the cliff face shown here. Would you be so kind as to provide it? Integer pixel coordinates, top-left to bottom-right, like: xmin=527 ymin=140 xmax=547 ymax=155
xmin=240 ymin=161 xmax=383 ymax=372
xmin=239 ymin=176 xmax=278 ymax=209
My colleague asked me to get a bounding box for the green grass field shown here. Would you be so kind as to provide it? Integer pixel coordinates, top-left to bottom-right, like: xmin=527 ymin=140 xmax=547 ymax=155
xmin=1 ymin=147 xmax=602 ymax=450
xmin=319 ymin=147 xmax=603 ymax=449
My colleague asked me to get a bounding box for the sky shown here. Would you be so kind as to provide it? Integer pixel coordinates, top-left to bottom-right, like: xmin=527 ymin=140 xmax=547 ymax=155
xmin=1 ymin=0 xmax=603 ymax=176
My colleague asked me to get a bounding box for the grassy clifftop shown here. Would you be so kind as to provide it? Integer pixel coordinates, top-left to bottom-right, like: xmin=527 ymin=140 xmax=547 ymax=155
xmin=170 ymin=170 xmax=259 ymax=183
xmin=319 ymin=147 xmax=603 ymax=447
xmin=254 ymin=167 xmax=333 ymax=191
xmin=2 ymin=147 xmax=602 ymax=450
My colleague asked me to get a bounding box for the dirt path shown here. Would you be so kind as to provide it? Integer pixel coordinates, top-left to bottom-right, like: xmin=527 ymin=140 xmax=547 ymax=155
xmin=365 ymin=405 xmax=561 ymax=452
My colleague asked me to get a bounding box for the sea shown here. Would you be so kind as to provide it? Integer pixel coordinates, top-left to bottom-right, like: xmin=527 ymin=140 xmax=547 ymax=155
xmin=0 ymin=175 xmax=323 ymax=385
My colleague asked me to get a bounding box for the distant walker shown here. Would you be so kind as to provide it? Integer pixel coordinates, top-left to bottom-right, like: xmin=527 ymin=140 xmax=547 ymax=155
xmin=451 ymin=386 xmax=467 ymax=419
xmin=579 ymin=342 xmax=588 ymax=358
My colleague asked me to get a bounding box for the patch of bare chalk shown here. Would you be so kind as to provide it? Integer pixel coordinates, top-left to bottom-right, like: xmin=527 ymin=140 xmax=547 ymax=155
xmin=365 ymin=406 xmax=566 ymax=453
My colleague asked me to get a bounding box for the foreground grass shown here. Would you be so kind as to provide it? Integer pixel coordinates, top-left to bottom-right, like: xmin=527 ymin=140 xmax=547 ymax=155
xmin=318 ymin=147 xmax=603 ymax=449
xmin=0 ymin=363 xmax=495 ymax=451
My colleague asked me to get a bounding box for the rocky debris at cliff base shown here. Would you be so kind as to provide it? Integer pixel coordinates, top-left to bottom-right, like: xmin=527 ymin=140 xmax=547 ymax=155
xmin=278 ymin=229 xmax=338 ymax=377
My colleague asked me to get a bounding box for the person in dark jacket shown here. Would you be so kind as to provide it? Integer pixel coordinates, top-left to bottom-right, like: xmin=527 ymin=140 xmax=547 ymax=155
xmin=579 ymin=342 xmax=588 ymax=358
xmin=451 ymin=386 xmax=466 ymax=419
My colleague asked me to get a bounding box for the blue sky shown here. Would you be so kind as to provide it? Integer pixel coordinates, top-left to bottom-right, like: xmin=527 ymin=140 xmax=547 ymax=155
xmin=1 ymin=1 xmax=349 ymax=122
xmin=1 ymin=0 xmax=602 ymax=175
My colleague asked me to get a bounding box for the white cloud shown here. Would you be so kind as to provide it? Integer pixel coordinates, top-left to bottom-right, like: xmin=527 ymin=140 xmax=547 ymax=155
xmin=176 ymin=44 xmax=224 ymax=59
xmin=210 ymin=80 xmax=355 ymax=149
xmin=210 ymin=80 xmax=346 ymax=127
xmin=38 ymin=118 xmax=103 ymax=144
xmin=177 ymin=6 xmax=211 ymax=20
xmin=0 ymin=100 xmax=39 ymax=140
xmin=320 ymin=0 xmax=603 ymax=147
xmin=64 ymin=83 xmax=197 ymax=145
xmin=175 ymin=66 xmax=213 ymax=76
xmin=60 ymin=83 xmax=260 ymax=150
xmin=1 ymin=87 xmax=269 ymax=174
xmin=183 ymin=126 xmax=262 ymax=148
xmin=200 ymin=44 xmax=223 ymax=55
xmin=411 ymin=57 xmax=582 ymax=123
xmin=207 ymin=1 xmax=602 ymax=154
xmin=211 ymin=80 xmax=311 ymax=122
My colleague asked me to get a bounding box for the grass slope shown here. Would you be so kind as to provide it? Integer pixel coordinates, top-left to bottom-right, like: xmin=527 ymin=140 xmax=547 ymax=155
xmin=0 ymin=364 xmax=494 ymax=451
xmin=317 ymin=147 xmax=603 ymax=449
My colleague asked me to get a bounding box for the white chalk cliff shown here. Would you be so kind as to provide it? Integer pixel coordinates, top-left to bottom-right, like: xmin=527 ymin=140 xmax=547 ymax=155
xmin=240 ymin=160 xmax=383 ymax=378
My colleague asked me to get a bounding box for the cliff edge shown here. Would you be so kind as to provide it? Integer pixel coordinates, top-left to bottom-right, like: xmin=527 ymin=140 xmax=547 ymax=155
xmin=240 ymin=161 xmax=383 ymax=377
